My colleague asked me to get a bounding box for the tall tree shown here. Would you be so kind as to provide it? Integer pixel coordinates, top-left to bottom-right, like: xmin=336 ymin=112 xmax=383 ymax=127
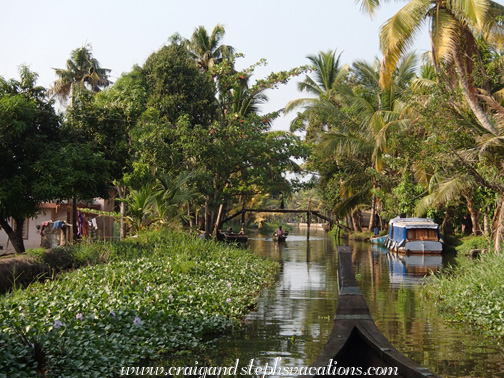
xmin=297 ymin=51 xmax=417 ymax=229
xmin=49 ymin=45 xmax=112 ymax=240
xmin=285 ymin=50 xmax=349 ymax=139
xmin=187 ymin=24 xmax=235 ymax=72
xmin=141 ymin=43 xmax=216 ymax=128
xmin=49 ymin=44 xmax=111 ymax=106
xmin=358 ymin=0 xmax=504 ymax=135
xmin=0 ymin=68 xmax=62 ymax=253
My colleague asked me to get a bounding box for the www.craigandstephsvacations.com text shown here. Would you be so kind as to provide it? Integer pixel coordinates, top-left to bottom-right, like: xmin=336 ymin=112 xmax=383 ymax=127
xmin=119 ymin=358 xmax=399 ymax=377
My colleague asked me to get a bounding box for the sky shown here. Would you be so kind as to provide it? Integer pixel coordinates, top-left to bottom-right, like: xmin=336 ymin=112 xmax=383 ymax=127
xmin=0 ymin=0 xmax=432 ymax=131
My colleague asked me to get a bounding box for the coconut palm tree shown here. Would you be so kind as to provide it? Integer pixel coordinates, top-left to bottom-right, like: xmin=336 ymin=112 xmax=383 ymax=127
xmin=49 ymin=45 xmax=111 ymax=239
xmin=317 ymin=53 xmax=417 ymax=228
xmin=188 ymin=24 xmax=235 ymax=72
xmin=285 ymin=50 xmax=349 ymax=137
xmin=49 ymin=44 xmax=111 ymax=106
xmin=358 ymin=0 xmax=504 ymax=135
xmin=153 ymin=172 xmax=197 ymax=226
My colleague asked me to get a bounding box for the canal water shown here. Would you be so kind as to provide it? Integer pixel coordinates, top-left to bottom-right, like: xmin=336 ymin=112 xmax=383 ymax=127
xmin=204 ymin=228 xmax=504 ymax=378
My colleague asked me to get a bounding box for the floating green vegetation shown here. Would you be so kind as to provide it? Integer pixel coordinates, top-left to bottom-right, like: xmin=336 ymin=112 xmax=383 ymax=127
xmin=423 ymin=251 xmax=504 ymax=338
xmin=0 ymin=230 xmax=279 ymax=377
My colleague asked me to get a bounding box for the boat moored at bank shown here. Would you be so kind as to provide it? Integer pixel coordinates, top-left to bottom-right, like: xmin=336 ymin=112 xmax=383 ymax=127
xmin=385 ymin=217 xmax=443 ymax=254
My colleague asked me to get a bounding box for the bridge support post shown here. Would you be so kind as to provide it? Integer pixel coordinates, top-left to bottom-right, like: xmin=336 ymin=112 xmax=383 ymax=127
xmin=307 ymin=201 xmax=311 ymax=240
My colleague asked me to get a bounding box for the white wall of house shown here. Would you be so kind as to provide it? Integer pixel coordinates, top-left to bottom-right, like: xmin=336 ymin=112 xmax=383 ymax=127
xmin=0 ymin=198 xmax=116 ymax=255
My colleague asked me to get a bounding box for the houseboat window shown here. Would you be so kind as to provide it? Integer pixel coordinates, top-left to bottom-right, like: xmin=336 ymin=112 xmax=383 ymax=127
xmin=407 ymin=228 xmax=438 ymax=240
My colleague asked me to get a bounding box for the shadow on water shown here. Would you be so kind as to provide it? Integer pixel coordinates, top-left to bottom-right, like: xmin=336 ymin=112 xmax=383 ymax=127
xmin=153 ymin=229 xmax=504 ymax=378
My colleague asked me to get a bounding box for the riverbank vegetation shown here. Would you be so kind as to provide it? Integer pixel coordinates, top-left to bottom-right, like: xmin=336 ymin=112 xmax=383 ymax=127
xmin=0 ymin=230 xmax=279 ymax=377
xmin=423 ymin=251 xmax=504 ymax=338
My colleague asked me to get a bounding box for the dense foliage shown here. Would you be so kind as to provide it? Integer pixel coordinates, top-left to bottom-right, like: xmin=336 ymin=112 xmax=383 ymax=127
xmin=423 ymin=252 xmax=504 ymax=337
xmin=290 ymin=1 xmax=504 ymax=252
xmin=0 ymin=230 xmax=279 ymax=377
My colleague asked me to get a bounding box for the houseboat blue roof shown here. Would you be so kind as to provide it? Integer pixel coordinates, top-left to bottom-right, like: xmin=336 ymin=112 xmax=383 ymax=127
xmin=392 ymin=221 xmax=439 ymax=229
xmin=388 ymin=218 xmax=440 ymax=243
xmin=388 ymin=217 xmax=435 ymax=225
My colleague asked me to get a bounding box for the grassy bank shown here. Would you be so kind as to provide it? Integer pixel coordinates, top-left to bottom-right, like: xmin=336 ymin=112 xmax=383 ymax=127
xmin=0 ymin=230 xmax=280 ymax=377
xmin=423 ymin=249 xmax=504 ymax=338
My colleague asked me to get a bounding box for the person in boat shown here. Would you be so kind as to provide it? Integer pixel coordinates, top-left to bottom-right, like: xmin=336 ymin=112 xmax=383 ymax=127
xmin=275 ymin=226 xmax=284 ymax=236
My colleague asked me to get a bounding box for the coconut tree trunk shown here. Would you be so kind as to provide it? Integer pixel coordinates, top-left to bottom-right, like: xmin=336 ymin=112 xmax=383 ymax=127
xmin=466 ymin=195 xmax=481 ymax=236
xmin=492 ymin=195 xmax=504 ymax=254
xmin=72 ymin=191 xmax=78 ymax=241
xmin=368 ymin=192 xmax=376 ymax=232
xmin=204 ymin=197 xmax=210 ymax=238
xmin=116 ymin=184 xmax=127 ymax=241
xmin=351 ymin=209 xmax=362 ymax=232
xmin=452 ymin=48 xmax=497 ymax=135
xmin=213 ymin=203 xmax=225 ymax=238
xmin=441 ymin=208 xmax=454 ymax=241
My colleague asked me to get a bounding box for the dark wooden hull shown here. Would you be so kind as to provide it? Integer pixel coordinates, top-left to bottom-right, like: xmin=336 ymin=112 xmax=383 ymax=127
xmin=217 ymin=232 xmax=248 ymax=243
xmin=298 ymin=246 xmax=440 ymax=378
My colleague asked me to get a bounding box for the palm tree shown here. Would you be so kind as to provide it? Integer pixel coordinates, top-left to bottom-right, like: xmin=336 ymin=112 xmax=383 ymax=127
xmin=119 ymin=185 xmax=159 ymax=235
xmin=285 ymin=50 xmax=349 ymax=137
xmin=49 ymin=44 xmax=111 ymax=106
xmin=318 ymin=53 xmax=417 ymax=228
xmin=360 ymin=0 xmax=504 ymax=135
xmin=416 ymin=175 xmax=482 ymax=234
xmin=188 ymin=24 xmax=235 ymax=72
xmin=49 ymin=45 xmax=111 ymax=240
xmin=153 ymin=172 xmax=197 ymax=226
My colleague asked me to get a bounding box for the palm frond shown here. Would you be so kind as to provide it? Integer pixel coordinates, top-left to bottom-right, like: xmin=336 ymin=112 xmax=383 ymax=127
xmin=379 ymin=0 xmax=431 ymax=88
xmin=415 ymin=175 xmax=474 ymax=215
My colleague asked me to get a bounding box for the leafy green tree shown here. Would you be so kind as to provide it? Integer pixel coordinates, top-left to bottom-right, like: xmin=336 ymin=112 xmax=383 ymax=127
xmin=124 ymin=41 xmax=310 ymax=235
xmin=0 ymin=68 xmax=62 ymax=252
xmin=141 ymin=43 xmax=216 ymax=128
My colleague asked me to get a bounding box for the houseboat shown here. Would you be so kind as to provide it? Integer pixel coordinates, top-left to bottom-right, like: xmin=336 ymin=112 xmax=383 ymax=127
xmin=385 ymin=217 xmax=443 ymax=254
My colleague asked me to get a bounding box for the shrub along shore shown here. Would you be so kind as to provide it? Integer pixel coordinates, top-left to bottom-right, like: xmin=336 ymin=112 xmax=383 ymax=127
xmin=423 ymin=243 xmax=504 ymax=338
xmin=0 ymin=230 xmax=280 ymax=377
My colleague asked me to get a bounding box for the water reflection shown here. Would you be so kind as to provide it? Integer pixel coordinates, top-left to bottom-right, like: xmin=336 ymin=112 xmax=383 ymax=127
xmin=349 ymin=239 xmax=504 ymax=378
xmin=157 ymin=230 xmax=504 ymax=378
xmin=386 ymin=249 xmax=443 ymax=287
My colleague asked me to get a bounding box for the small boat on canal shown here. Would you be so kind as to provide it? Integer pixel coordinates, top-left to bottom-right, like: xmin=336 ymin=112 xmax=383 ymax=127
xmin=385 ymin=217 xmax=443 ymax=254
xmin=217 ymin=228 xmax=249 ymax=243
xmin=370 ymin=235 xmax=386 ymax=245
xmin=299 ymin=246 xmax=440 ymax=378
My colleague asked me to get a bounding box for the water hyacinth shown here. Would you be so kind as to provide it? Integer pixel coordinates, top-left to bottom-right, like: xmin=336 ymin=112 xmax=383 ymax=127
xmin=53 ymin=319 xmax=65 ymax=328
xmin=0 ymin=229 xmax=280 ymax=377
